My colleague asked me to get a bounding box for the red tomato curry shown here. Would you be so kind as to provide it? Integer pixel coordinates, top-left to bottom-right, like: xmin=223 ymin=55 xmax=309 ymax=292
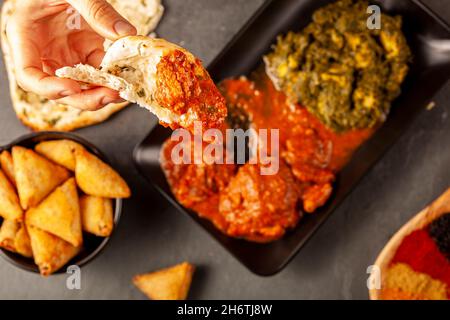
xmin=160 ymin=70 xmax=374 ymax=242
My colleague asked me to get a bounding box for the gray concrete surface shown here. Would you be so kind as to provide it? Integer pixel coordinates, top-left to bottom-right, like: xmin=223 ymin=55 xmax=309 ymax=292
xmin=0 ymin=0 xmax=449 ymax=299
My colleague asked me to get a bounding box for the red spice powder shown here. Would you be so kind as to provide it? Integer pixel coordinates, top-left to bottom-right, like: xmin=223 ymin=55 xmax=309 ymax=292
xmin=392 ymin=229 xmax=450 ymax=287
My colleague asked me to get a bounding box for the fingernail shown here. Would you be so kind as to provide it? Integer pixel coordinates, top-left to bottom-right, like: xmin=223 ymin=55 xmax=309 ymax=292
xmin=114 ymin=21 xmax=136 ymax=37
xmin=59 ymin=90 xmax=77 ymax=97
xmin=101 ymin=96 xmax=122 ymax=105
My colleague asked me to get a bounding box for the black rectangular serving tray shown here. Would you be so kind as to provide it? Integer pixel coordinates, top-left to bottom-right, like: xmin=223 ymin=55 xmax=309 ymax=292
xmin=133 ymin=0 xmax=450 ymax=275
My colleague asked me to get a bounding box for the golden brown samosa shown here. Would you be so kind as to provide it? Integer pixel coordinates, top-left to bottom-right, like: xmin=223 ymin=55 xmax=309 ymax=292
xmin=26 ymin=178 xmax=82 ymax=247
xmin=14 ymin=225 xmax=33 ymax=258
xmin=133 ymin=262 xmax=195 ymax=300
xmin=0 ymin=169 xmax=23 ymax=221
xmin=80 ymin=195 xmax=114 ymax=237
xmin=74 ymin=148 xmax=130 ymax=198
xmin=35 ymin=139 xmax=83 ymax=171
xmin=0 ymin=220 xmax=32 ymax=258
xmin=0 ymin=150 xmax=15 ymax=186
xmin=12 ymin=146 xmax=70 ymax=209
xmin=27 ymin=225 xmax=80 ymax=276
xmin=0 ymin=219 xmax=20 ymax=252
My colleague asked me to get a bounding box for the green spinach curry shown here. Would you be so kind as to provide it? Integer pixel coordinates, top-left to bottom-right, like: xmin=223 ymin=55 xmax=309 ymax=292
xmin=264 ymin=0 xmax=411 ymax=132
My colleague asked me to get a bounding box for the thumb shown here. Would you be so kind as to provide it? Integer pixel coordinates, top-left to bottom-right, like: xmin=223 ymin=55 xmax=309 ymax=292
xmin=67 ymin=0 xmax=137 ymax=40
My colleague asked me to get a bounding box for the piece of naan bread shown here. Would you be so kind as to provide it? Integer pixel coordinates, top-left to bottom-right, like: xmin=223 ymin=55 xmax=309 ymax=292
xmin=0 ymin=0 xmax=164 ymax=131
xmin=104 ymin=0 xmax=164 ymax=49
xmin=56 ymin=36 xmax=227 ymax=132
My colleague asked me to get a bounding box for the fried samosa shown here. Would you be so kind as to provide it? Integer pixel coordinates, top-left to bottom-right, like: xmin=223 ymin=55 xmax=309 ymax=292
xmin=133 ymin=262 xmax=195 ymax=300
xmin=12 ymin=146 xmax=70 ymax=209
xmin=0 ymin=150 xmax=15 ymax=186
xmin=26 ymin=178 xmax=82 ymax=247
xmin=27 ymin=225 xmax=80 ymax=276
xmin=35 ymin=139 xmax=83 ymax=171
xmin=80 ymin=195 xmax=114 ymax=237
xmin=74 ymin=148 xmax=130 ymax=198
xmin=0 ymin=169 xmax=22 ymax=221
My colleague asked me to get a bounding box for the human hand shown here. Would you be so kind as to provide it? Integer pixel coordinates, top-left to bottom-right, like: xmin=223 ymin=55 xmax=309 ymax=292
xmin=6 ymin=0 xmax=137 ymax=110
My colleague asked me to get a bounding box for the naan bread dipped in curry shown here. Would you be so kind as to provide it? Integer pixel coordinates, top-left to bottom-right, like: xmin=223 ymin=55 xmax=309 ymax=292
xmin=26 ymin=178 xmax=82 ymax=247
xmin=0 ymin=169 xmax=22 ymax=221
xmin=27 ymin=225 xmax=80 ymax=276
xmin=35 ymin=140 xmax=83 ymax=171
xmin=12 ymin=146 xmax=70 ymax=210
xmin=56 ymin=36 xmax=227 ymax=133
xmin=80 ymin=195 xmax=114 ymax=237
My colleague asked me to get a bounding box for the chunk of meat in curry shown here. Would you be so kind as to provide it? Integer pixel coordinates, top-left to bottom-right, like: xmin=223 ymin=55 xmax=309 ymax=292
xmin=219 ymin=162 xmax=300 ymax=242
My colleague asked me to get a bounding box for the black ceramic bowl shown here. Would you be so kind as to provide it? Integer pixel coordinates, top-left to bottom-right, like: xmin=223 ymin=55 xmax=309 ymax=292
xmin=0 ymin=132 xmax=122 ymax=274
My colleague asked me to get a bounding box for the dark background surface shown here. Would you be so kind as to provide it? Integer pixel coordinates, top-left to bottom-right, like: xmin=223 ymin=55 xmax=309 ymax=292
xmin=0 ymin=0 xmax=449 ymax=299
